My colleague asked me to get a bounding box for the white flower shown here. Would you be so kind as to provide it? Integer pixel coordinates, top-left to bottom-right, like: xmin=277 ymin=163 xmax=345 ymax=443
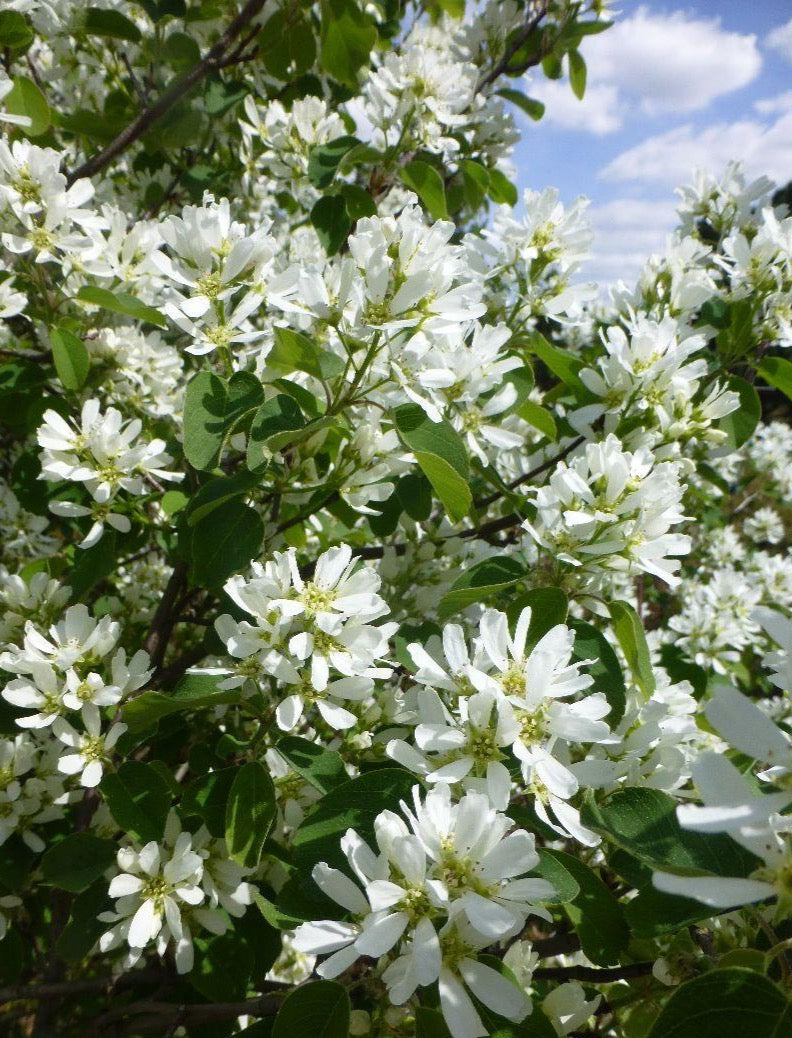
xmin=294 ymin=785 xmax=555 ymax=990
xmin=52 ymin=705 xmax=126 ymax=787
xmin=100 ymin=815 xmax=206 ymax=973
xmin=543 ymin=982 xmax=601 ymax=1036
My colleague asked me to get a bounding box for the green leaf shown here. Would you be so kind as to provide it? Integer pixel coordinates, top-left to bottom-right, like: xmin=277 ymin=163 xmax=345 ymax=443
xmin=319 ymin=0 xmax=377 ymax=86
xmin=626 ymin=883 xmax=727 ymax=938
xmin=5 ymin=76 xmax=50 ymax=136
xmin=416 ymin=1008 xmax=452 ymax=1038
xmin=569 ymin=619 xmax=627 ymax=727
xmin=699 ymin=296 xmax=730 ymax=329
xmin=518 ymin=400 xmax=557 ymax=440
xmin=609 ymin=600 xmax=655 ymax=698
xmin=247 ymin=394 xmax=305 ymax=470
xmin=399 ymin=160 xmax=448 ymax=220
xmin=276 ymin=736 xmax=348 ymax=794
xmin=568 ymin=49 xmax=587 ymax=99
xmin=507 ymin=587 xmax=569 ymax=652
xmin=758 ymin=356 xmax=792 ymax=402
xmin=487 ymin=168 xmax=518 ymax=207
xmin=50 ymin=327 xmax=90 ymax=391
xmin=719 ymin=375 xmax=761 ymax=449
xmin=183 ymin=371 xmax=228 ymax=471
xmin=225 ymin=762 xmax=276 ymax=869
xmin=272 ymin=980 xmax=350 ymax=1038
xmin=162 ymin=30 xmax=201 ymax=69
xmin=307 ymin=135 xmax=360 ymax=189
xmin=56 ymin=879 xmax=110 ymax=963
xmin=496 ymin=88 xmax=545 ymax=120
xmin=438 ymin=555 xmax=527 ymax=621
xmin=186 ymin=470 xmax=261 ymax=526
xmin=293 ymin=768 xmax=416 ymax=873
xmin=532 ymin=847 xmax=579 ymax=903
xmin=191 ymin=930 xmax=253 ymax=1003
xmin=0 ymin=12 xmax=34 ymax=52
xmin=259 ymin=9 xmax=316 ymax=79
xmin=414 ymin=452 xmax=472 ymax=523
xmin=189 ymin=499 xmax=264 ymax=587
xmin=395 ymin=472 xmax=433 ymax=521
xmin=459 ymin=159 xmax=490 ymax=209
xmin=581 ymin=787 xmax=762 ymax=878
xmin=226 ymin=371 xmax=266 ymax=429
xmin=181 ymin=767 xmax=238 ymax=838
xmin=123 ymin=673 xmax=242 ymax=731
xmin=544 ymin=849 xmax=629 ymax=966
xmin=100 ymin=761 xmax=171 ymax=844
xmin=311 ymin=194 xmax=352 ymax=256
xmin=41 ymin=834 xmax=116 ymax=893
xmin=339 ymin=182 xmax=377 ymax=220
xmin=75 ymin=286 xmax=166 ymax=327
xmin=84 ymin=7 xmax=142 ymax=41
xmin=269 ymin=327 xmax=345 ymax=381
xmin=393 ymin=403 xmax=470 ymax=522
xmin=526 ymin=332 xmax=586 ymax=393
xmin=645 ymin=968 xmax=792 ymax=1038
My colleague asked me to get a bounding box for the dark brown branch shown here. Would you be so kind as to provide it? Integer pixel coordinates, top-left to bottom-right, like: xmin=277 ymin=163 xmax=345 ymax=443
xmin=533 ymin=962 xmax=655 ymax=983
xmin=92 ymin=992 xmax=283 ymax=1035
xmin=474 ymin=435 xmax=585 ymax=509
xmin=0 ymin=969 xmax=163 ymax=1005
xmin=66 ymin=0 xmax=267 ymax=185
xmin=143 ymin=562 xmax=187 ymax=671
xmin=476 ymin=1 xmax=551 ymax=92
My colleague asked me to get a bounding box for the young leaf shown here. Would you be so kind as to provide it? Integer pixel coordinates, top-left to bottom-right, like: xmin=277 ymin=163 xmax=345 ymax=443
xmin=718 ymin=374 xmax=761 ymax=449
xmin=123 ymin=673 xmax=242 ymax=731
xmin=75 ymin=285 xmax=166 ymax=327
xmin=319 ymin=0 xmax=376 ymax=86
xmin=311 ymin=195 xmax=352 ymax=256
xmin=568 ymin=49 xmax=587 ymax=99
xmin=5 ymin=76 xmax=50 ymax=136
xmin=50 ymin=327 xmax=90 ymax=391
xmin=758 ymin=355 xmax=792 ymax=402
xmin=269 ymin=327 xmax=345 ymax=381
xmin=393 ymin=404 xmax=471 ymax=522
xmin=225 ymin=761 xmax=276 ymax=869
xmin=438 ymin=555 xmax=527 ymax=621
xmin=307 ymin=135 xmax=360 ymax=189
xmin=399 ymin=160 xmax=448 ymax=220
xmin=608 ymin=600 xmax=655 ymax=698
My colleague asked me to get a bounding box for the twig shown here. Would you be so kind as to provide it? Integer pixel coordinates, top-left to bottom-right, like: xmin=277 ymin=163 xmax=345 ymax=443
xmin=532 ymin=962 xmax=655 ymax=983
xmin=476 ymin=1 xmax=551 ymax=92
xmin=143 ymin=562 xmax=187 ymax=671
xmin=474 ymin=435 xmax=585 ymax=509
xmin=66 ymin=0 xmax=267 ymax=185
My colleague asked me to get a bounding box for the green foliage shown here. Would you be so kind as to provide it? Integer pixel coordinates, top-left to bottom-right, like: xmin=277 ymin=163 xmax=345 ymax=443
xmin=272 ymin=980 xmax=351 ymax=1038
xmin=393 ymin=403 xmax=471 ymax=521
xmin=225 ymin=761 xmax=276 ymax=868
xmin=41 ymin=834 xmax=117 ymax=893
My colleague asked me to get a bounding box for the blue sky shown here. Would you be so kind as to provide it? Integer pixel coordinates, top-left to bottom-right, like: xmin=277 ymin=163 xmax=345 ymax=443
xmin=511 ymin=1 xmax=792 ymax=285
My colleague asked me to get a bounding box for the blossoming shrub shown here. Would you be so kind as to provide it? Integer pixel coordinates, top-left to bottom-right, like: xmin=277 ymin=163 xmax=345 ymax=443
xmin=1 ymin=1 xmax=792 ymax=1036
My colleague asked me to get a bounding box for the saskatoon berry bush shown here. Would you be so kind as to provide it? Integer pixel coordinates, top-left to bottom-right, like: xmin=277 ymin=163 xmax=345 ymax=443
xmin=1 ymin=1 xmax=792 ymax=1036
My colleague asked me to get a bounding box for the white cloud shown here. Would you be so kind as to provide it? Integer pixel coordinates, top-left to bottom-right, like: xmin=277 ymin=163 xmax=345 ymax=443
xmin=525 ymin=81 xmax=622 ymax=134
xmin=599 ymin=109 xmax=792 ymax=188
xmin=767 ymin=18 xmax=792 ymax=63
xmin=529 ymin=6 xmax=761 ymax=135
xmin=754 ymin=91 xmax=792 ymax=116
xmin=586 ymin=196 xmax=678 ymax=287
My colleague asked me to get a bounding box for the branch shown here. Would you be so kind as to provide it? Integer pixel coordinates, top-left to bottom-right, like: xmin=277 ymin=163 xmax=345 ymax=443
xmin=93 ymin=992 xmax=283 ymax=1035
xmin=474 ymin=436 xmax=585 ymax=510
xmin=476 ymin=1 xmax=551 ymax=92
xmin=0 ymin=969 xmax=163 ymax=1005
xmin=143 ymin=562 xmax=187 ymax=671
xmin=532 ymin=962 xmax=655 ymax=983
xmin=66 ymin=0 xmax=267 ymax=185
